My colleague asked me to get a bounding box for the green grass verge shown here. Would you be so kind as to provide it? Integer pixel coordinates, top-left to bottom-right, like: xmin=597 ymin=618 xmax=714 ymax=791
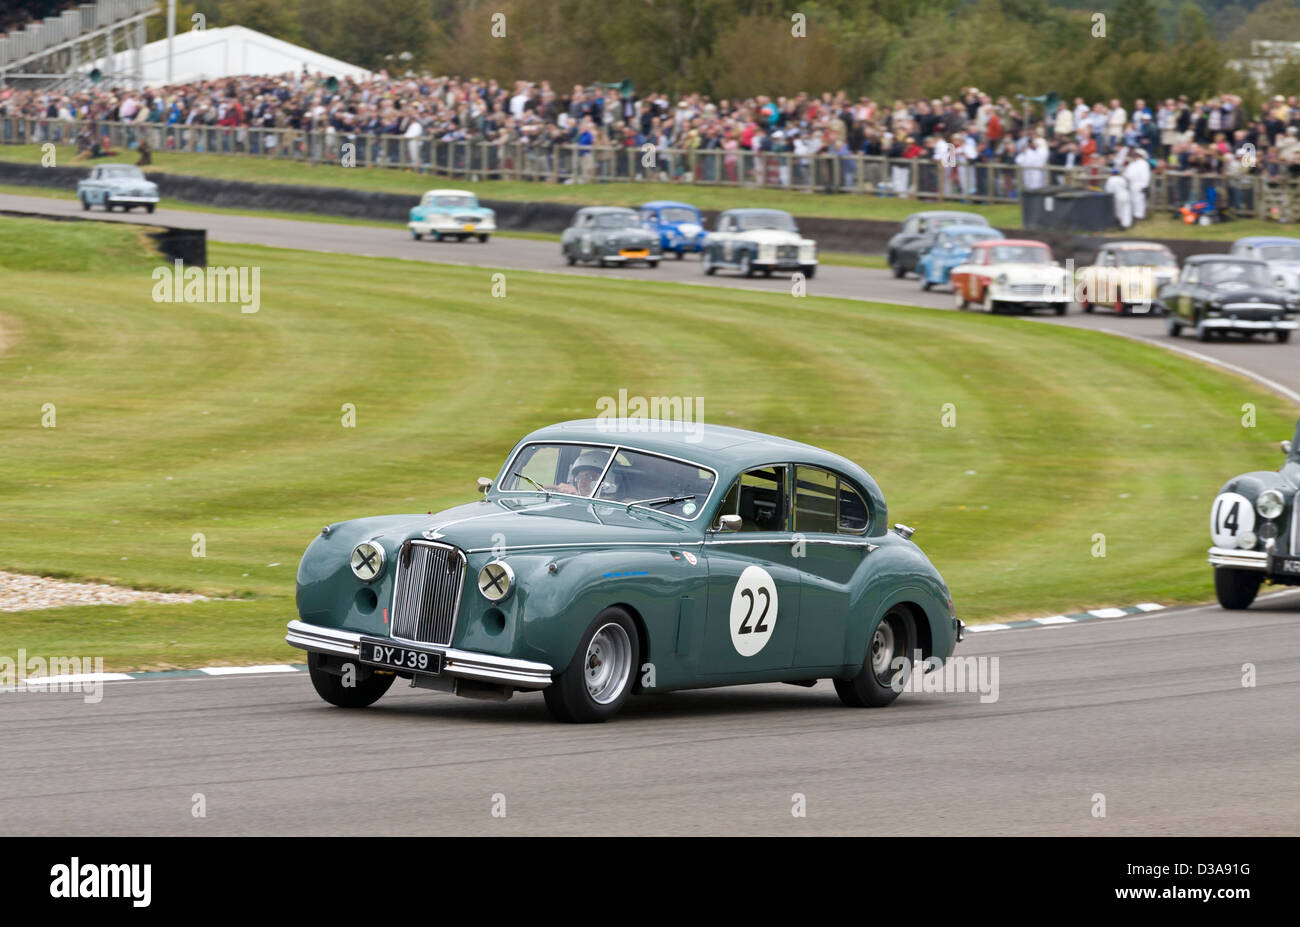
xmin=0 ymin=214 xmax=1294 ymax=669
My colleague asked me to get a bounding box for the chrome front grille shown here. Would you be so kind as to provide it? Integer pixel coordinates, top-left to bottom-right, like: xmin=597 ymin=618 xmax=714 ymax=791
xmin=454 ymin=214 xmax=479 ymax=224
xmin=1010 ymin=284 xmax=1048 ymax=297
xmin=391 ymin=540 xmax=465 ymax=646
xmin=776 ymin=245 xmax=798 ymax=260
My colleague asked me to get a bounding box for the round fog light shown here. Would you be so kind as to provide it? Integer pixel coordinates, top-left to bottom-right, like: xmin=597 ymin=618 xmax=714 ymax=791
xmin=1237 ymin=530 xmax=1258 ymax=551
xmin=477 ymin=560 xmax=513 ymax=601
xmin=350 ymin=542 xmax=385 ymax=582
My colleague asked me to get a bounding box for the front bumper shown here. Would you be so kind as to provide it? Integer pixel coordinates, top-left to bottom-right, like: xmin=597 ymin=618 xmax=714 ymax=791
xmin=1207 ymin=547 xmax=1268 ymax=571
xmin=109 ymin=195 xmax=159 ymax=204
xmin=1202 ymin=317 xmax=1298 ymax=331
xmin=285 ymin=619 xmax=553 ymax=689
xmin=409 ymin=218 xmax=497 ymax=234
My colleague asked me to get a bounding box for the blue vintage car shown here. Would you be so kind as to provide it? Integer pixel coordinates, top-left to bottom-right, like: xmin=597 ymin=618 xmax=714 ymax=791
xmin=76 ymin=163 xmax=159 ymax=212
xmin=409 ymin=188 xmax=496 ymax=242
xmin=638 ymin=200 xmax=706 ymax=258
xmin=286 ymin=420 xmax=962 ymax=722
xmin=918 ymin=225 xmax=1005 ymax=290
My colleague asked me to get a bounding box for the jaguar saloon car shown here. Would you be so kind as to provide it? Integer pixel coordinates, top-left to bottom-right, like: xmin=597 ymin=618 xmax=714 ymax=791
xmin=1075 ymin=241 xmax=1179 ymax=314
xmin=287 ymin=421 xmax=963 ymax=722
xmin=701 ymin=208 xmax=817 ymax=278
xmin=887 ymin=210 xmax=991 ymax=279
xmin=1159 ymin=255 xmax=1299 ymax=342
xmin=77 ymin=163 xmax=159 ymax=212
xmin=917 ymin=225 xmax=1005 ymax=291
xmin=950 ymin=239 xmax=1071 ymax=314
xmin=408 ymin=188 xmax=496 ymax=242
xmin=561 ymin=207 xmax=662 ymax=267
xmin=1229 ymin=236 xmax=1300 ymax=295
xmin=1208 ymin=418 xmax=1300 ymax=609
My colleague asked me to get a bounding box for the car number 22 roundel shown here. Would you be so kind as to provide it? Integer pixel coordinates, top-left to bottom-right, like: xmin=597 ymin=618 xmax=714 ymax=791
xmin=1210 ymin=492 xmax=1255 ymax=548
xmin=730 ymin=565 xmax=778 ymax=656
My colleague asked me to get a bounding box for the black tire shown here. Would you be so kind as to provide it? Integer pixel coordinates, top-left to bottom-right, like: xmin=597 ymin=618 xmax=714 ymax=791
xmin=1214 ymin=568 xmax=1262 ymax=610
xmin=835 ymin=606 xmax=916 ymax=708
xmin=145 ymin=204 xmax=155 ymax=214
xmin=307 ymin=652 xmax=395 ymax=708
xmin=565 ymin=253 xmax=577 ymax=266
xmin=674 ymin=250 xmax=684 ymax=260
xmin=1055 ymin=302 xmax=1066 ymax=315
xmin=81 ymin=196 xmax=90 ymax=211
xmin=1167 ymin=316 xmax=1183 ymax=337
xmin=544 ymin=607 xmax=640 ymax=723
xmin=739 ymin=251 xmax=754 ymax=277
xmin=1277 ymin=330 xmax=1291 ymax=344
xmin=477 ymin=234 xmax=489 ymax=242
xmin=890 ymin=254 xmax=904 ymax=278
xmin=648 ymin=260 xmax=660 ymax=268
xmin=1082 ymin=300 xmax=1093 ymax=313
xmin=704 ymin=260 xmax=716 ymax=275
xmin=433 ymin=232 xmax=443 ymax=242
xmin=801 ymin=265 xmax=815 ymax=279
xmin=1196 ymin=321 xmax=1213 ymax=342
xmin=411 ymin=229 xmax=421 ymax=240
xmin=921 ymin=278 xmax=932 ymax=291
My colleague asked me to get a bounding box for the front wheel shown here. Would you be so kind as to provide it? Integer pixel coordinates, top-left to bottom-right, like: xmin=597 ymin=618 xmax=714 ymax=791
xmin=145 ymin=204 xmax=155 ymax=214
xmin=1214 ymin=568 xmax=1261 ymax=610
xmin=647 ymin=259 xmax=660 ymax=268
xmin=1054 ymin=302 xmax=1067 ymax=315
xmin=674 ymin=250 xmax=684 ymax=260
xmin=81 ymin=196 xmax=90 ymax=211
xmin=1167 ymin=316 xmax=1183 ymax=338
xmin=921 ymin=277 xmax=932 ymax=291
xmin=1196 ymin=321 xmax=1213 ymax=342
xmin=890 ymin=254 xmax=904 ymax=278
xmin=307 ymin=652 xmax=395 ymax=707
xmin=477 ymin=234 xmax=489 ymax=243
xmin=800 ymin=264 xmax=816 ymax=279
xmin=738 ymin=252 xmax=754 ymax=277
xmin=544 ymin=607 xmax=639 ymax=723
xmin=1277 ymin=330 xmax=1291 ymax=344
xmin=954 ymin=288 xmax=967 ymax=309
xmin=834 ymin=607 xmax=916 ymax=708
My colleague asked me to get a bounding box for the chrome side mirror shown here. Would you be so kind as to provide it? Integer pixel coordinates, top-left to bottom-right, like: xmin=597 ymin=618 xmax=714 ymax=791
xmin=893 ymin=523 xmax=915 ymax=540
xmin=1283 ymin=440 xmax=1294 ymax=455
xmin=716 ymin=514 xmax=742 ymax=533
xmin=476 ymin=477 xmax=493 ymax=494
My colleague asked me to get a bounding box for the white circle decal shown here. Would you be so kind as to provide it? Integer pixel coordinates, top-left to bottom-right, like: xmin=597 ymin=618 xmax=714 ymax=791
xmin=729 ymin=565 xmax=778 ymax=657
xmin=1210 ymin=492 xmax=1255 ymax=548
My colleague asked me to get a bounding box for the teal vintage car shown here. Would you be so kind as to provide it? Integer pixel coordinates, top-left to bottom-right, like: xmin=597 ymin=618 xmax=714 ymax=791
xmin=1208 ymin=417 xmax=1300 ymax=608
xmin=408 ymin=188 xmax=496 ymax=242
xmin=287 ymin=420 xmax=964 ymax=722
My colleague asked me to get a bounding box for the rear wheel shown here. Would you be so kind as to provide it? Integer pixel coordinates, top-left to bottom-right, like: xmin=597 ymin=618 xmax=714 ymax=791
xmin=647 ymin=259 xmax=659 ymax=268
xmin=411 ymin=229 xmax=421 ymax=240
xmin=1277 ymin=330 xmax=1292 ymax=344
xmin=477 ymin=234 xmax=489 ymax=243
xmin=433 ymin=232 xmax=443 ymax=242
xmin=1196 ymin=320 xmax=1213 ymax=342
xmin=834 ymin=607 xmax=916 ymax=708
xmin=674 ymin=250 xmax=684 ymax=260
xmin=921 ymin=277 xmax=932 ymax=291
xmin=890 ymin=254 xmax=904 ymax=278
xmin=81 ymin=196 xmax=90 ymax=211
xmin=544 ymin=607 xmax=639 ymax=723
xmin=307 ymin=652 xmax=395 ymax=708
xmin=800 ymin=265 xmax=816 ymax=279
xmin=1213 ymin=568 xmax=1262 ymax=610
xmin=954 ymin=287 xmax=967 ymax=309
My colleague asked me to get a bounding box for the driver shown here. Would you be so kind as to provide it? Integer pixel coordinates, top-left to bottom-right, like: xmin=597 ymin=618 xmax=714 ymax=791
xmin=552 ymin=450 xmax=607 ymax=497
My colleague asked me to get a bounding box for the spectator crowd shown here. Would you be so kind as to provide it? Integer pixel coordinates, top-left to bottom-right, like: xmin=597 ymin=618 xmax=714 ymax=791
xmin=3 ymin=71 xmax=1299 ymax=217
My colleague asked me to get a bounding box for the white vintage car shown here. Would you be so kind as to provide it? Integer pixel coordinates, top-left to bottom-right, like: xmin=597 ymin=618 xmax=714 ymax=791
xmin=702 ymin=208 xmax=817 ymax=278
xmin=408 ymin=189 xmax=496 ymax=242
xmin=1229 ymin=237 xmax=1300 ymax=295
xmin=951 ymin=239 xmax=1071 ymax=314
xmin=77 ymin=163 xmax=159 ymax=212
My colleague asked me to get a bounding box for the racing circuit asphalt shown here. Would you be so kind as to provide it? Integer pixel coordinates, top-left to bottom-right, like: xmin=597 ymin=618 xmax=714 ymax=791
xmin=3 ymin=596 xmax=1298 ymax=835
xmin=3 ymin=192 xmax=1299 ymax=835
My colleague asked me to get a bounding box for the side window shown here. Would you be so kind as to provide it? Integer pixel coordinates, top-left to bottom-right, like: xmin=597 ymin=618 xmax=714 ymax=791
xmin=716 ymin=466 xmax=787 ymax=532
xmin=794 ymin=467 xmax=837 ymax=533
xmin=640 ymin=209 xmax=655 ymax=225
xmin=719 ymin=216 xmax=732 ymax=232
xmin=1182 ymin=265 xmax=1196 ymax=284
xmin=837 ymin=481 xmax=869 ymax=533
xmin=917 ymin=219 xmax=927 ymax=233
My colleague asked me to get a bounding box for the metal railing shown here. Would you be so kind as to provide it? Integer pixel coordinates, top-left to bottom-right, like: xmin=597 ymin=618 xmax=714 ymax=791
xmin=2 ymin=116 xmax=1297 ymax=221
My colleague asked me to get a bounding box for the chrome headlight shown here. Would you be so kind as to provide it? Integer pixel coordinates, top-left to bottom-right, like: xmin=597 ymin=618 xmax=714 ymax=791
xmin=350 ymin=542 xmax=385 ymax=582
xmin=1257 ymin=489 xmax=1285 ymax=520
xmin=996 ymin=273 xmax=1008 ymax=285
xmin=477 ymin=560 xmax=514 ymax=602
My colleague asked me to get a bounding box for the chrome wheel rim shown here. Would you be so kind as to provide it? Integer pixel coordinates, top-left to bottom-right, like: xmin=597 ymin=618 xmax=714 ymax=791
xmin=584 ymin=622 xmax=632 ymax=705
xmin=870 ymin=620 xmax=896 ymax=677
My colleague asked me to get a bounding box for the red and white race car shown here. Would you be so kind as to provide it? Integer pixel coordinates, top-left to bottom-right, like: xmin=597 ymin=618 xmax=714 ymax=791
xmin=951 ymin=239 xmax=1072 ymax=315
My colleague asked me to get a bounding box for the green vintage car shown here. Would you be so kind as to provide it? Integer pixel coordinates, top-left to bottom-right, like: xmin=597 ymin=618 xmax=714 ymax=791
xmin=286 ymin=420 xmax=964 ymax=722
xmin=1208 ymin=418 xmax=1300 ymax=608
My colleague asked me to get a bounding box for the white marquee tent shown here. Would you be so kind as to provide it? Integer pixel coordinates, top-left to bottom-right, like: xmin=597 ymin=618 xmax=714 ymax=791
xmin=93 ymin=25 xmax=370 ymax=85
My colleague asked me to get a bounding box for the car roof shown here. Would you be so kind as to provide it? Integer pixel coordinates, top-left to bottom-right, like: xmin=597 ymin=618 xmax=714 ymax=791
xmin=983 ymin=238 xmax=1049 ymax=248
xmin=910 ymin=210 xmax=988 ymax=222
xmin=1234 ymin=236 xmax=1300 ymax=246
xmin=519 ymin=419 xmax=875 ymax=482
xmin=426 ymin=188 xmax=475 ymax=197
xmin=938 ymin=224 xmax=1001 ymax=235
xmin=576 ymin=206 xmax=637 ymax=216
xmin=1102 ymin=240 xmax=1172 ymax=250
xmin=1186 ymin=254 xmax=1266 ymax=264
xmin=640 ymin=200 xmax=699 ymax=211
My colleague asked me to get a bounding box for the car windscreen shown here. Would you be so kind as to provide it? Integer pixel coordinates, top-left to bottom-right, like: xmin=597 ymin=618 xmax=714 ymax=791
xmin=1257 ymin=244 xmax=1300 ymax=262
xmin=991 ymin=246 xmax=1051 ymax=264
xmin=594 ymin=449 xmax=715 ymax=519
xmin=499 ymin=443 xmax=613 ymax=498
xmin=735 ymin=212 xmax=796 ymax=232
xmin=935 ymin=215 xmax=984 ymax=228
xmin=593 ymin=214 xmax=639 ymax=229
xmin=659 ymin=208 xmax=699 ymax=224
xmin=433 ymin=195 xmax=476 ymax=208
xmin=104 ymin=167 xmax=143 ymax=179
xmin=942 ymin=232 xmax=997 ymax=248
xmin=1200 ymin=262 xmax=1270 ymax=287
xmin=1117 ymin=249 xmax=1176 ymax=266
